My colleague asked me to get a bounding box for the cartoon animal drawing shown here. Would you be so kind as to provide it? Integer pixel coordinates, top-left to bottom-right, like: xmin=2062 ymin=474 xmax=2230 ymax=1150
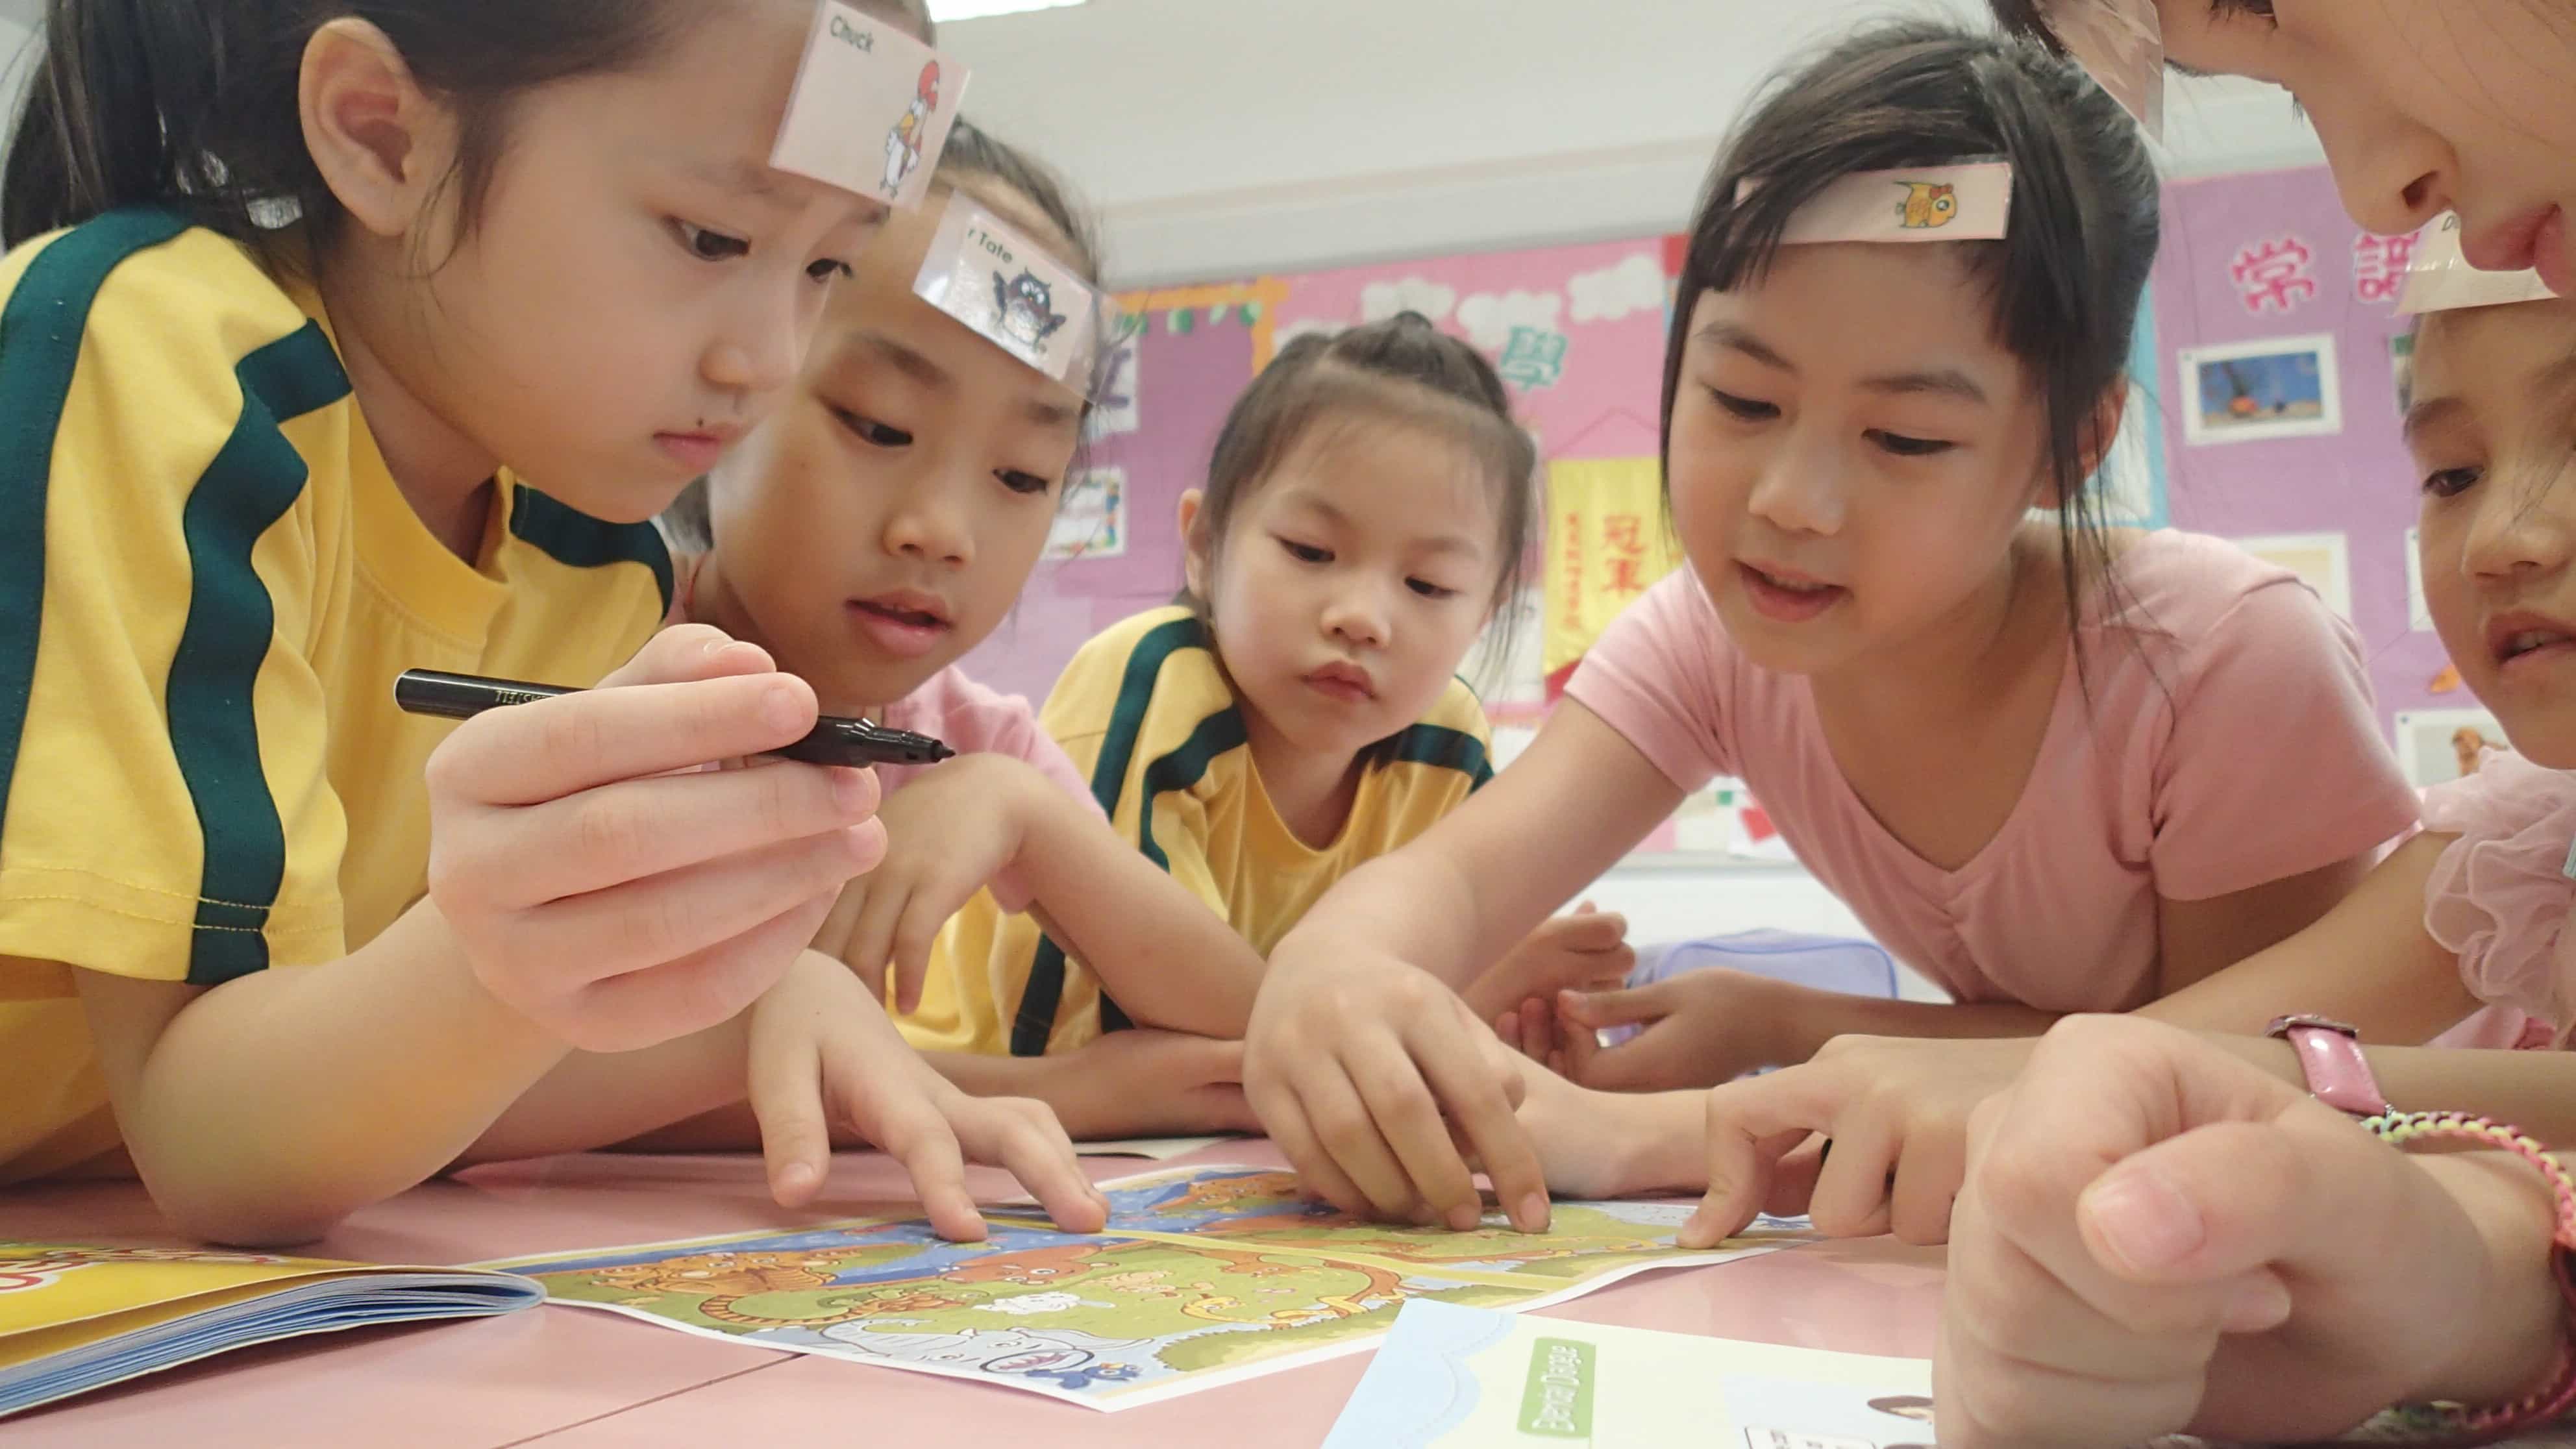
xmin=583 ymin=1248 xmax=904 ymax=1326
xmin=993 ymin=270 xmax=1069 ymax=351
xmin=941 ymin=1239 xmax=1300 ymax=1286
xmin=0 ymin=1246 xmax=286 ymax=1294
xmin=819 ymin=1323 xmax=1150 ymax=1390
xmin=2455 ymin=725 xmax=2494 ymax=778
xmin=881 ymin=60 xmax=941 ymax=197
xmin=1176 ymin=1263 xmax=1411 ymax=1328
xmin=1085 ymin=1270 xmax=1183 ymax=1299
xmin=1143 ymin=1170 xmax=1319 ymax=1221
xmin=1897 ymin=180 xmax=1958 ymax=229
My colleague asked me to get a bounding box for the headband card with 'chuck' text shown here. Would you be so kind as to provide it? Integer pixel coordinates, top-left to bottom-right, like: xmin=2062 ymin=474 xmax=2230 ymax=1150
xmin=2042 ymin=0 xmax=2164 ymax=140
xmin=2400 ymin=214 xmax=2560 ymax=314
xmin=771 ymin=1 xmax=969 ymax=208
xmin=915 ymin=198 xmax=1106 ymax=399
xmin=1748 ymin=162 xmax=2014 ymax=247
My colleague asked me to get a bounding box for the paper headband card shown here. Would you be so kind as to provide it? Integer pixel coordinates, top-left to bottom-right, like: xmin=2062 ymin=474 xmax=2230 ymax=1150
xmin=914 ymin=197 xmax=1108 ymax=399
xmin=1741 ymin=162 xmax=2014 ymax=245
xmin=2401 ymin=214 xmax=2561 ymax=314
xmin=771 ymin=0 xmax=971 ymax=208
xmin=2040 ymin=0 xmax=2164 ymax=140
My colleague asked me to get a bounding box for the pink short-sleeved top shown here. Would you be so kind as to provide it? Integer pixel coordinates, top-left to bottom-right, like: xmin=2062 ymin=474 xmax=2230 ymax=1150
xmin=1566 ymin=530 xmax=2420 ymax=1011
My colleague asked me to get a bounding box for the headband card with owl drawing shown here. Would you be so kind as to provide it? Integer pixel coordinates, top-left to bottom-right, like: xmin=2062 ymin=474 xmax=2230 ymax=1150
xmin=771 ymin=0 xmax=970 ymax=208
xmin=913 ymin=196 xmax=1107 ymax=400
xmin=2037 ymin=0 xmax=2164 ymax=140
xmin=1742 ymin=162 xmax=2014 ymax=247
xmin=2400 ymin=214 xmax=2560 ymax=315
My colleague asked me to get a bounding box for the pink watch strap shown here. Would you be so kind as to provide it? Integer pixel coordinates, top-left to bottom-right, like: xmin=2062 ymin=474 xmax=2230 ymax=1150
xmin=2266 ymin=1014 xmax=2392 ymax=1118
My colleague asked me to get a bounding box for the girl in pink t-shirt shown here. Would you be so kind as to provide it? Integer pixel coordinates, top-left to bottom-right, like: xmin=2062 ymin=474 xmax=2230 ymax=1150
xmin=648 ymin=124 xmax=1268 ymax=1166
xmin=1244 ymin=20 xmax=2418 ymax=1237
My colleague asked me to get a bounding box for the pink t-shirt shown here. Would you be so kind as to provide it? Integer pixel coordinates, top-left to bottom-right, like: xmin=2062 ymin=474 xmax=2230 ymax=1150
xmin=1567 ymin=530 xmax=2421 ymax=1011
xmin=2420 ymin=749 xmax=2576 ymax=1048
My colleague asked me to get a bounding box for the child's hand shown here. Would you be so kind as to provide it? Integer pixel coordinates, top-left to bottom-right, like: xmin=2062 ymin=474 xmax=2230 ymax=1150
xmin=1498 ymin=1046 xmax=1708 ymax=1201
xmin=1937 ymin=1015 xmax=2565 ymax=1447
xmin=747 ymin=953 xmax=1109 ymax=1241
xmin=1465 ymin=902 xmax=1633 ymax=1023
xmin=424 ymin=626 xmax=886 ymax=1053
xmin=1543 ymin=969 xmax=1805 ymax=1093
xmin=1246 ymin=945 xmax=1548 ymax=1233
xmin=1043 ymin=1031 xmax=1265 ymax=1141
xmin=1678 ymin=1032 xmax=2037 ymax=1246
xmin=815 ymin=754 xmax=1050 ymax=1016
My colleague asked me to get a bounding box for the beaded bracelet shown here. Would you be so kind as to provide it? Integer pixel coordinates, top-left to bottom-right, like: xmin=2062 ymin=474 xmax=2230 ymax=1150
xmin=2361 ymin=1109 xmax=2576 ymax=1446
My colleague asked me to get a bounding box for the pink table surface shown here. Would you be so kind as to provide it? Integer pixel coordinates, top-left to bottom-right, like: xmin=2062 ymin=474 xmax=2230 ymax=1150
xmin=0 ymin=1142 xmax=1944 ymax=1448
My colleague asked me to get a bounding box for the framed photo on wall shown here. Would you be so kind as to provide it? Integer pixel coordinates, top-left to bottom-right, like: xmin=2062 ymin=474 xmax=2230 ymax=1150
xmin=2394 ymin=707 xmax=2510 ymax=789
xmin=2177 ymin=334 xmax=2342 ymax=446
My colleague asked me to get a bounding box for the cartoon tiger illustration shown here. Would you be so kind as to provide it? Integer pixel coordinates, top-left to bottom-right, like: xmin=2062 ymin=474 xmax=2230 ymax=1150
xmin=1898 ymin=181 xmax=1958 ymax=229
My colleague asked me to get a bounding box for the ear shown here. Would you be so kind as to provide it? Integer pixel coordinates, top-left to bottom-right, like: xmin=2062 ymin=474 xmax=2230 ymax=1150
xmin=299 ymin=19 xmax=461 ymax=241
xmin=2068 ymin=380 xmax=2132 ymax=499
xmin=1176 ymin=488 xmax=1211 ymax=601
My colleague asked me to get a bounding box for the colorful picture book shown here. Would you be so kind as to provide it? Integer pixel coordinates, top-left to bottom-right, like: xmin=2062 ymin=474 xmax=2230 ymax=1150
xmin=0 ymin=1244 xmax=541 ymax=1420
xmin=493 ymin=1163 xmax=1811 ymax=1411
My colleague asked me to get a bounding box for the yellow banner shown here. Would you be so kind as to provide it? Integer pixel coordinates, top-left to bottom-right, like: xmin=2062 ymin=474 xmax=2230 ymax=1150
xmin=1543 ymin=458 xmax=1684 ymax=675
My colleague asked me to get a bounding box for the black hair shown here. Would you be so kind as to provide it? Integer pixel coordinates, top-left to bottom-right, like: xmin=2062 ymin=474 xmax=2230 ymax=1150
xmin=660 ymin=116 xmax=1104 ymax=552
xmin=1185 ymin=312 xmax=1537 ymax=645
xmin=1668 ymin=18 xmax=2160 ymax=676
xmin=2 ymin=0 xmax=935 ymax=254
xmin=1987 ymin=0 xmax=2055 ymax=44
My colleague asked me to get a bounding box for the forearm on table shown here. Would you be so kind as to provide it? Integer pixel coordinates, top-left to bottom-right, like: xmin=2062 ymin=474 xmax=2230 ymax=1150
xmin=461 ymin=1013 xmax=752 ymax=1165
xmin=1013 ymin=796 xmax=1262 ymax=1037
xmin=88 ymin=905 xmax=571 ymax=1244
xmin=1787 ymin=987 xmax=2062 ymax=1060
xmin=2207 ymin=1034 xmax=2576 ymax=1145
xmin=2142 ymin=836 xmax=2477 ymax=1042
xmin=2409 ymin=1150 xmax=2568 ymax=1408
xmin=1282 ymin=848 xmax=1492 ymax=988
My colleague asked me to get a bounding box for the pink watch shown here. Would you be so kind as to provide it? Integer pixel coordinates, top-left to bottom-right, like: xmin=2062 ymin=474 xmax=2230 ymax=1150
xmin=2266 ymin=1014 xmax=2392 ymax=1118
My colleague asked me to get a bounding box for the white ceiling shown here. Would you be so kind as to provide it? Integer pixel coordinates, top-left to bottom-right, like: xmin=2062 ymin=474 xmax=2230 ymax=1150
xmin=939 ymin=0 xmax=2325 ymax=286
xmin=0 ymin=1 xmax=2325 ymax=288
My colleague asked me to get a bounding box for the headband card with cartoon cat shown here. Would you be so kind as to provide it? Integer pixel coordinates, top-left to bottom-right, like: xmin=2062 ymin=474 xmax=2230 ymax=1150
xmin=771 ymin=0 xmax=969 ymax=208
xmin=2040 ymin=0 xmax=2164 ymax=140
xmin=914 ymin=197 xmax=1106 ymax=399
xmin=1747 ymin=162 xmax=2014 ymax=247
xmin=2400 ymin=214 xmax=2560 ymax=315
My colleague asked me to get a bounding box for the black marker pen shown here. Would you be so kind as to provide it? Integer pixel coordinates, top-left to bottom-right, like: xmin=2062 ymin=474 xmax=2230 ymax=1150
xmin=393 ymin=669 xmax=954 ymax=769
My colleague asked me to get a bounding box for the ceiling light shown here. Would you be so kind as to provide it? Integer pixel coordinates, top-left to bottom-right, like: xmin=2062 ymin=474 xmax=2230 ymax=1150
xmin=928 ymin=0 xmax=1087 ymax=21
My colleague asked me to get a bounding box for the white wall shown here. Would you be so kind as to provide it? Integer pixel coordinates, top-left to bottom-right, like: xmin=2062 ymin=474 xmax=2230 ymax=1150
xmin=941 ymin=0 xmax=2327 ymax=287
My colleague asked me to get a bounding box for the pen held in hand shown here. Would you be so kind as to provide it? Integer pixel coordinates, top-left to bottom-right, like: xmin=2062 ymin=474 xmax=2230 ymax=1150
xmin=393 ymin=669 xmax=954 ymax=769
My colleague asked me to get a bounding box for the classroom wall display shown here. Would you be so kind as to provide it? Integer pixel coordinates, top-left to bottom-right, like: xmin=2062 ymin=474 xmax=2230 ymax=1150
xmin=2151 ymin=165 xmax=2446 ymax=737
xmin=2394 ymin=707 xmax=2509 ymax=788
xmin=2177 ymin=333 xmax=2342 ymax=446
xmin=2230 ymin=532 xmax=2352 ymax=623
xmin=1044 ymin=467 xmax=1127 ymax=562
xmin=1543 ymin=458 xmax=1686 ymax=676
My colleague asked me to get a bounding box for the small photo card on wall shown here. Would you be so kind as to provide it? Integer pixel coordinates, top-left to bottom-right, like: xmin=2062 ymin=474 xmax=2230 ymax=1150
xmin=2233 ymin=532 xmax=2352 ymax=624
xmin=2390 ymin=331 xmax=2416 ymax=416
xmin=2177 ymin=334 xmax=2342 ymax=447
xmin=2395 ymin=708 xmax=2509 ymax=789
xmin=1045 ymin=467 xmax=1127 ymax=561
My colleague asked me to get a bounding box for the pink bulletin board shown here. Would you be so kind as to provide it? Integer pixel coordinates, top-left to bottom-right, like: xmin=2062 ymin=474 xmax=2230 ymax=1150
xmin=2148 ymin=166 xmax=2452 ymax=746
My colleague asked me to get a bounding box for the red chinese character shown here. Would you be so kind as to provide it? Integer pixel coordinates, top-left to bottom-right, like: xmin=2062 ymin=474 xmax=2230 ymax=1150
xmin=1605 ymin=556 xmax=1647 ymax=595
xmin=2353 ymin=230 xmax=2416 ymax=304
xmin=1602 ymin=513 xmax=1647 ymax=558
xmin=2231 ymin=236 xmax=2317 ymax=314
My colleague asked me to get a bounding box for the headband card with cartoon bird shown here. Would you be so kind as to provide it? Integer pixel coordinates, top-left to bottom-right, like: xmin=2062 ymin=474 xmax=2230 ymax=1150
xmin=1748 ymin=162 xmax=2014 ymax=246
xmin=771 ymin=0 xmax=969 ymax=208
xmin=914 ymin=197 xmax=1106 ymax=399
